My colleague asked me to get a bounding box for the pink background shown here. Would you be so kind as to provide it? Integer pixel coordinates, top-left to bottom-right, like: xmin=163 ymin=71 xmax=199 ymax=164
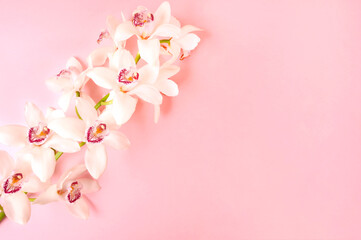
xmin=1 ymin=0 xmax=361 ymax=239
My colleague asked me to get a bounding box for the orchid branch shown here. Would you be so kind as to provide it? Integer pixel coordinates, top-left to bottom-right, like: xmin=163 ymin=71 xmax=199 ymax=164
xmin=0 ymin=205 xmax=5 ymax=223
xmin=0 ymin=1 xmax=201 ymax=224
xmin=94 ymin=93 xmax=110 ymax=110
xmin=135 ymin=53 xmax=141 ymax=64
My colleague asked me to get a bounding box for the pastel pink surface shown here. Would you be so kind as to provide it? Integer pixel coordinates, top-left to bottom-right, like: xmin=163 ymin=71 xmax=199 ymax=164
xmin=1 ymin=0 xmax=361 ymax=239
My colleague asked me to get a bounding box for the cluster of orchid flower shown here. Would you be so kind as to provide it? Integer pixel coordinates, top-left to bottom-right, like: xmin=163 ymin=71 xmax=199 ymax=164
xmin=0 ymin=1 xmax=201 ymax=224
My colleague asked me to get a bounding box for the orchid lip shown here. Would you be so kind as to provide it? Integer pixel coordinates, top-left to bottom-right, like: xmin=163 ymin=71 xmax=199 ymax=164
xmin=3 ymin=173 xmax=23 ymax=194
xmin=118 ymin=68 xmax=139 ymax=85
xmin=97 ymin=30 xmax=110 ymax=44
xmin=28 ymin=123 xmax=51 ymax=145
xmin=132 ymin=7 xmax=154 ymax=27
xmin=57 ymin=69 xmax=71 ymax=77
xmin=86 ymin=123 xmax=108 ymax=143
xmin=66 ymin=181 xmax=82 ymax=204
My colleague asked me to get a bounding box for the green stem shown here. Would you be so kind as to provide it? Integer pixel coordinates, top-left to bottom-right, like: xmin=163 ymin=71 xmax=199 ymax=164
xmin=135 ymin=53 xmax=141 ymax=64
xmin=94 ymin=93 xmax=110 ymax=110
xmin=159 ymin=39 xmax=171 ymax=45
xmin=101 ymin=100 xmax=113 ymax=106
xmin=0 ymin=205 xmax=5 ymax=223
xmin=75 ymin=106 xmax=83 ymax=120
xmin=55 ymin=151 xmax=63 ymax=161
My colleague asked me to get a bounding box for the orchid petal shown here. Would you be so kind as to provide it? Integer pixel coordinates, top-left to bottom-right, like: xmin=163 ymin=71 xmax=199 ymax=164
xmin=34 ymin=184 xmax=59 ymax=205
xmin=14 ymin=156 xmax=32 ymax=176
xmin=159 ymin=65 xmax=180 ymax=79
xmin=106 ymin=15 xmax=120 ymax=39
xmin=45 ymin=107 xmax=66 ymax=122
xmin=138 ymin=64 xmax=159 ymax=84
xmin=87 ymin=67 xmax=118 ymax=90
xmin=114 ymin=21 xmax=136 ymax=43
xmin=16 ymin=146 xmax=35 ymax=165
xmin=48 ymin=118 xmax=86 ymax=142
xmin=74 ymin=71 xmax=89 ymax=90
xmin=154 ymin=1 xmax=171 ymax=29
xmin=111 ymin=90 xmax=138 ymax=125
xmin=110 ymin=48 xmax=136 ymax=70
xmin=43 ymin=134 xmax=80 ymax=153
xmin=30 ymin=147 xmax=56 ymax=182
xmin=87 ymin=47 xmax=113 ymax=68
xmin=79 ymin=93 xmax=97 ymax=107
xmin=129 ymin=84 xmax=163 ymax=104
xmin=151 ymin=24 xmax=180 ymax=39
xmin=78 ymin=178 xmax=100 ymax=194
xmin=75 ymin=98 xmax=98 ymax=126
xmin=103 ymin=131 xmax=130 ymax=150
xmin=98 ymin=108 xmax=117 ymax=129
xmin=170 ymin=16 xmax=181 ymax=28
xmin=66 ymin=197 xmax=89 ymax=220
xmin=138 ymin=39 xmax=160 ymax=65
xmin=0 ymin=125 xmax=28 ymax=147
xmin=181 ymin=25 xmax=203 ymax=35
xmin=58 ymin=90 xmax=74 ymax=112
xmin=58 ymin=164 xmax=87 ymax=189
xmin=155 ymin=79 xmax=179 ymax=96
xmin=163 ymin=43 xmax=181 ymax=66
xmin=45 ymin=76 xmax=73 ymax=92
xmin=178 ymin=33 xmax=201 ymax=51
xmin=22 ymin=175 xmax=48 ymax=193
xmin=24 ymin=102 xmax=45 ymax=127
xmin=66 ymin=57 xmax=83 ymax=73
xmin=0 ymin=151 xmax=14 ymax=178
xmin=2 ymin=192 xmax=31 ymax=224
xmin=85 ymin=144 xmax=107 ymax=179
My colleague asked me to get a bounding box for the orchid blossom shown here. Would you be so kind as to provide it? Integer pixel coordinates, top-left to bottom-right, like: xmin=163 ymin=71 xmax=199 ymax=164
xmin=45 ymin=47 xmax=112 ymax=111
xmin=0 ymin=151 xmax=45 ymax=224
xmin=153 ymin=64 xmax=180 ymax=123
xmin=48 ymin=98 xmax=130 ymax=179
xmin=112 ymin=1 xmax=181 ymax=65
xmin=87 ymin=48 xmax=162 ymax=125
xmin=0 ymin=1 xmax=201 ymax=225
xmin=160 ymin=24 xmax=202 ymax=65
xmin=46 ymin=57 xmax=92 ymax=111
xmin=35 ymin=164 xmax=100 ymax=219
xmin=0 ymin=103 xmax=80 ymax=182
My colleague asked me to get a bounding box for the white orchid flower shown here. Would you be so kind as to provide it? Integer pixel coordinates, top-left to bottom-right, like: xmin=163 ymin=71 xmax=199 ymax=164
xmin=112 ymin=1 xmax=181 ymax=65
xmin=87 ymin=48 xmax=162 ymax=125
xmin=46 ymin=48 xmax=111 ymax=111
xmin=0 ymin=103 xmax=81 ymax=182
xmin=48 ymin=98 xmax=130 ymax=179
xmin=35 ymin=164 xmax=100 ymax=219
xmin=0 ymin=151 xmax=45 ymax=224
xmin=160 ymin=23 xmax=202 ymax=66
xmin=46 ymin=57 xmax=91 ymax=111
xmin=153 ymin=64 xmax=180 ymax=123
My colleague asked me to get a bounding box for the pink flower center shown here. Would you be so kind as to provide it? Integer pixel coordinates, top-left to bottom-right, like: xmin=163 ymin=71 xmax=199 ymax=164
xmin=180 ymin=49 xmax=191 ymax=61
xmin=118 ymin=68 xmax=139 ymax=85
xmin=28 ymin=123 xmax=51 ymax=145
xmin=86 ymin=123 xmax=108 ymax=143
xmin=97 ymin=30 xmax=110 ymax=44
xmin=132 ymin=7 xmax=154 ymax=27
xmin=67 ymin=181 xmax=82 ymax=203
xmin=57 ymin=69 xmax=71 ymax=77
xmin=3 ymin=173 xmax=23 ymax=194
